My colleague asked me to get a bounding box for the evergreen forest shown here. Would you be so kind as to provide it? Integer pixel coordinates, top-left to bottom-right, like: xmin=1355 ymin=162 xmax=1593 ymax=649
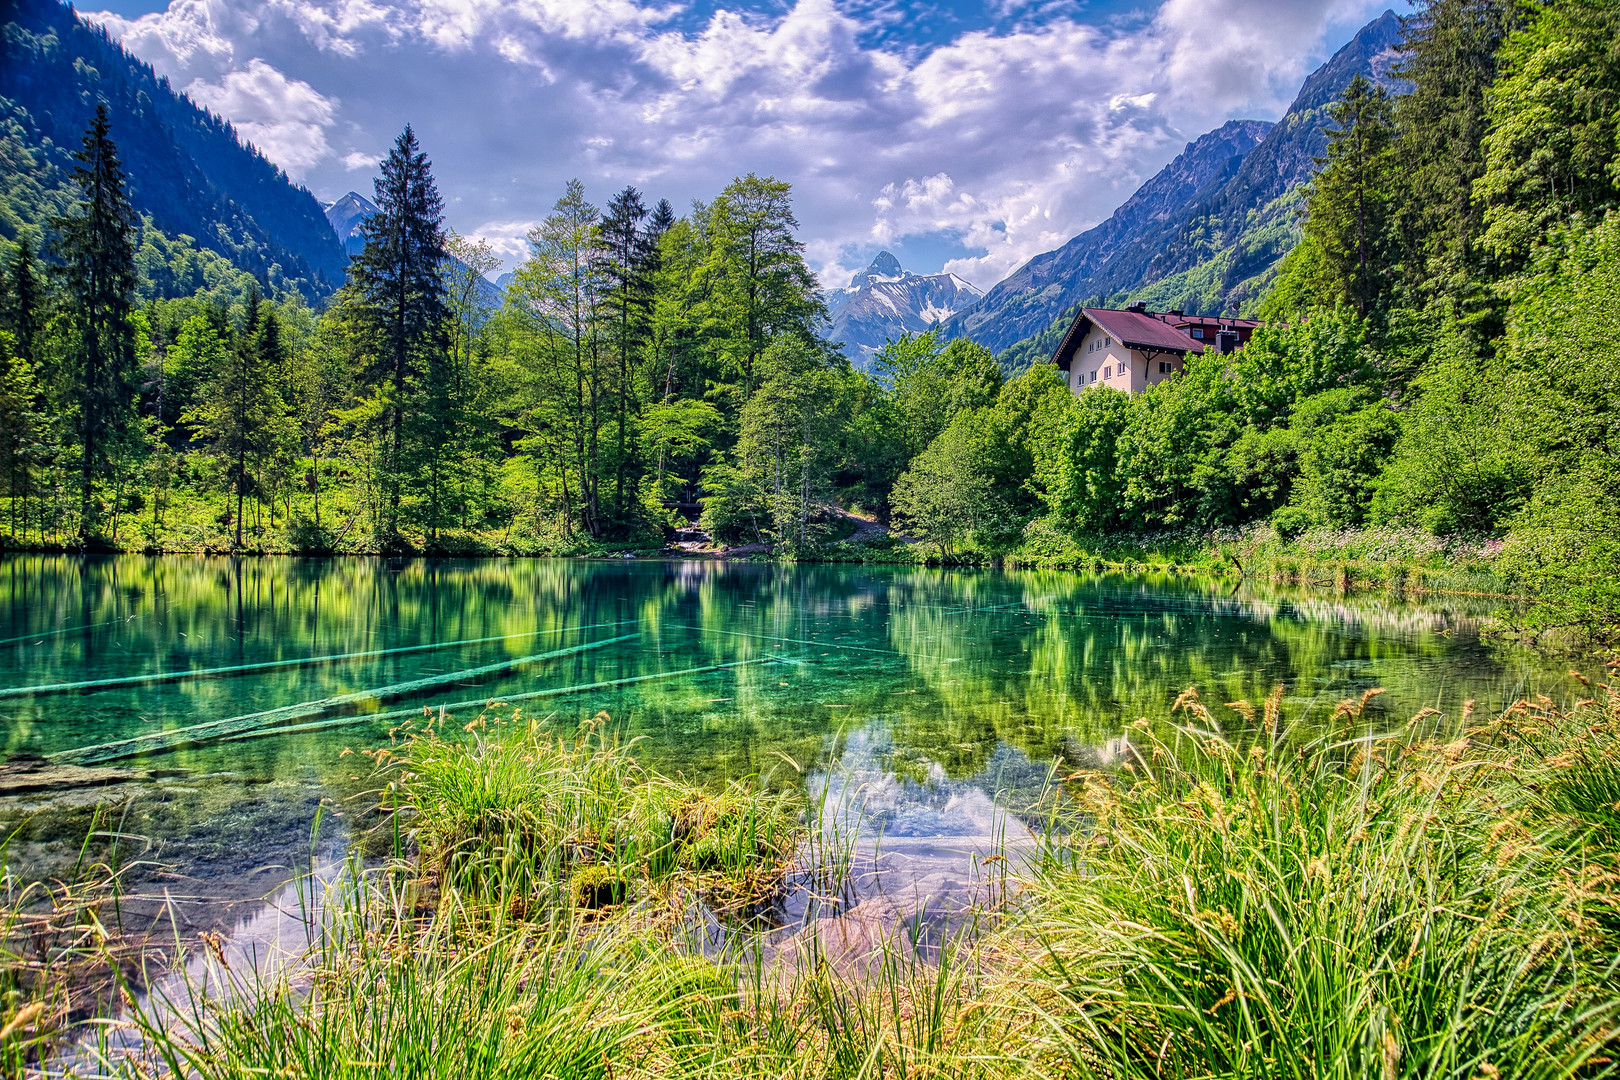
xmin=1 ymin=0 xmax=1618 ymax=643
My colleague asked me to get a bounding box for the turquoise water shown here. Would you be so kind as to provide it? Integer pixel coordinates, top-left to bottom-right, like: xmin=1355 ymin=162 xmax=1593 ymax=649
xmin=0 ymin=555 xmax=1582 ymax=896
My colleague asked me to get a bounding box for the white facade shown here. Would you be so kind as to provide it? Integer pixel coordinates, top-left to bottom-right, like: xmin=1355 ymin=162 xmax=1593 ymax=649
xmin=1069 ymin=326 xmax=1187 ymax=396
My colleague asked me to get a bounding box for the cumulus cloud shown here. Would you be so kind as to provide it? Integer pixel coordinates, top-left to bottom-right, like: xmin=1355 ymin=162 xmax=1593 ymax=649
xmin=84 ymin=0 xmax=1391 ymax=288
xmin=184 ymin=59 xmax=338 ymax=177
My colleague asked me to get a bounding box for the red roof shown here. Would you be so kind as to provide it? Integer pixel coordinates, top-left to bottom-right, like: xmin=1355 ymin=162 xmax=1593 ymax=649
xmin=1052 ymin=307 xmax=1201 ymax=368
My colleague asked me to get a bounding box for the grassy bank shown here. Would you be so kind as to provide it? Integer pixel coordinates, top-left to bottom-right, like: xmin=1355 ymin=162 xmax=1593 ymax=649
xmin=12 ymin=670 xmax=1607 ymax=1077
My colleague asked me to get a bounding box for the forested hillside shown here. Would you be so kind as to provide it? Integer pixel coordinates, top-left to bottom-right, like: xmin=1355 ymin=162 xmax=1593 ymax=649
xmin=980 ymin=10 xmax=1404 ymax=373
xmin=1 ymin=0 xmax=1617 ymax=644
xmin=0 ymin=0 xmax=346 ymax=300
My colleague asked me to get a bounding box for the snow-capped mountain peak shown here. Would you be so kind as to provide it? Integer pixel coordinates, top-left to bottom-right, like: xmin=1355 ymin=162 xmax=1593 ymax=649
xmin=827 ymin=252 xmax=982 ymax=367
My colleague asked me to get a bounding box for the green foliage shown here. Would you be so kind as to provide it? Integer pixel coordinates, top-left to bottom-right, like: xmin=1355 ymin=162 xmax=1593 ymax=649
xmin=1046 ymin=386 xmax=1130 ymax=535
xmin=704 ymin=338 xmax=840 ymax=552
xmin=1392 ymin=0 xmax=1518 ymax=313
xmin=1477 ymin=0 xmax=1620 ymax=267
xmin=1027 ymin=688 xmax=1620 ymax=1079
xmin=891 ymin=410 xmax=999 ymax=558
xmin=51 ymin=104 xmax=139 ymax=540
xmin=1286 ymin=389 xmax=1401 ymax=529
xmin=1292 ymin=74 xmax=1399 ymax=317
xmin=1491 ymin=214 xmax=1620 ymax=638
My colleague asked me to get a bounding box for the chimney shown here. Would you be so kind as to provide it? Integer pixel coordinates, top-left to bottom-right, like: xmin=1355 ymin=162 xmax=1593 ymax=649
xmin=1168 ymin=309 xmax=1184 ymax=318
xmin=1127 ymin=301 xmax=1147 ymax=314
xmin=1217 ymin=330 xmax=1240 ymax=354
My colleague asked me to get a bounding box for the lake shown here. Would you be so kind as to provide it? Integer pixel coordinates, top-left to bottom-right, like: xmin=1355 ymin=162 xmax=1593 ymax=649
xmin=0 ymin=555 xmax=1584 ymax=929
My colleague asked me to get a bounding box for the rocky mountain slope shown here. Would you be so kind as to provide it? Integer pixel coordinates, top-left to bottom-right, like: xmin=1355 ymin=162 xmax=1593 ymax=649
xmin=0 ymin=0 xmax=348 ymax=299
xmin=325 ymin=191 xmax=376 ymax=258
xmin=942 ymin=119 xmax=1273 ymax=356
xmin=950 ymin=9 xmax=1404 ymax=371
xmin=827 ymin=251 xmax=982 ymax=364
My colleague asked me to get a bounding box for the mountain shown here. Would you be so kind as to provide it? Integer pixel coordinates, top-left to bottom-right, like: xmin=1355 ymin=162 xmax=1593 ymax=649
xmin=942 ymin=120 xmax=1274 ymax=356
xmin=827 ymin=252 xmax=982 ymax=364
xmin=0 ymin=0 xmax=348 ymax=298
xmin=325 ymin=191 xmax=376 ymax=258
xmin=951 ymin=9 xmax=1405 ymax=370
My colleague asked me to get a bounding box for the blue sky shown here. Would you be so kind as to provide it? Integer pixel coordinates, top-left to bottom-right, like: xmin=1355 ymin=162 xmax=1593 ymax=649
xmin=86 ymin=0 xmax=1395 ymax=289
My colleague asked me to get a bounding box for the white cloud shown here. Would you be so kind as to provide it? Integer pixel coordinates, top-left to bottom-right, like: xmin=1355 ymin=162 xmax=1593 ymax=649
xmin=183 ymin=59 xmax=338 ymax=177
xmin=83 ymin=0 xmax=1392 ymax=287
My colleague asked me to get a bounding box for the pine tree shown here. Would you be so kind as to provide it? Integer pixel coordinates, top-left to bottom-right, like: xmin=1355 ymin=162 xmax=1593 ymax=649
xmin=1393 ymin=0 xmax=1518 ymax=306
xmin=1302 ymin=74 xmax=1399 ymax=318
xmin=596 ymin=186 xmax=652 ymax=530
xmin=1 ymin=239 xmax=42 ymax=365
xmin=350 ymin=125 xmax=449 ymax=530
xmin=51 ymin=104 xmax=139 ymax=539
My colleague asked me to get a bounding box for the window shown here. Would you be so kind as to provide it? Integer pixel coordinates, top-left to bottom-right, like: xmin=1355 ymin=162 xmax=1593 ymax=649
xmin=1103 ymin=366 xmax=1111 ymax=378
xmin=1090 ymin=370 xmax=1097 ymax=383
xmin=1158 ymin=361 xmax=1172 ymax=374
xmin=1190 ymin=328 xmax=1205 ymax=339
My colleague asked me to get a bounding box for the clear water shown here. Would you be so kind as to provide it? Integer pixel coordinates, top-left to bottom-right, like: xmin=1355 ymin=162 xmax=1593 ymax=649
xmin=0 ymin=555 xmax=1583 ymax=909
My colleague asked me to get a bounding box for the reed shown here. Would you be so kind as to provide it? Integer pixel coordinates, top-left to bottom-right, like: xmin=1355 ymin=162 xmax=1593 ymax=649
xmin=0 ymin=807 xmax=148 ymax=1073
xmin=1013 ymin=676 xmax=1620 ymax=1079
xmin=82 ymin=674 xmax=1620 ymax=1079
xmin=391 ymin=709 xmax=804 ymax=924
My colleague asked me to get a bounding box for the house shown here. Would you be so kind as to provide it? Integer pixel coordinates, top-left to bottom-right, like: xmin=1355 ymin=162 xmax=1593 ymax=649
xmin=1050 ymin=302 xmax=1260 ymax=396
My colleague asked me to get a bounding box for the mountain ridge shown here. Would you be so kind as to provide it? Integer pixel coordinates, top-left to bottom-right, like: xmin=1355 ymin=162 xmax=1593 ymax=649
xmin=947 ymin=9 xmax=1405 ymax=368
xmin=0 ymin=0 xmax=347 ymax=298
xmin=827 ymin=251 xmax=982 ymax=365
xmin=942 ymin=118 xmax=1274 ymax=355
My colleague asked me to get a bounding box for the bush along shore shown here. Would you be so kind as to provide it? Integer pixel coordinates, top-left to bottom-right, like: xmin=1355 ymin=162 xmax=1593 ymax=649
xmin=2 ymin=673 xmax=1615 ymax=1077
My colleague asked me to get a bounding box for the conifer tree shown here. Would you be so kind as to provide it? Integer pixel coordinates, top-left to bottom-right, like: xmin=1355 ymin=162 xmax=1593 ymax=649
xmin=1302 ymin=74 xmax=1398 ymax=318
xmin=351 ymin=125 xmax=449 ymax=528
xmin=1393 ymin=0 xmax=1517 ymax=304
xmin=51 ymin=104 xmax=138 ymax=538
xmin=2 ymin=239 xmax=42 ymax=364
xmin=645 ymin=199 xmax=676 ymax=260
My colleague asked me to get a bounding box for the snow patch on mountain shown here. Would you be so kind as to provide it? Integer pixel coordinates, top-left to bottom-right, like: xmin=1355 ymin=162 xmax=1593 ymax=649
xmin=828 ymin=252 xmax=983 ymax=367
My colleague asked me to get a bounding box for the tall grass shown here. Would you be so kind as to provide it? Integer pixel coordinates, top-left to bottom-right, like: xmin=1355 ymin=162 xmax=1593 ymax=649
xmin=80 ymin=677 xmax=1620 ymax=1079
xmin=1017 ymin=676 xmax=1620 ymax=1079
xmin=390 ymin=709 xmax=803 ymax=924
xmin=0 ymin=803 xmax=156 ymax=1073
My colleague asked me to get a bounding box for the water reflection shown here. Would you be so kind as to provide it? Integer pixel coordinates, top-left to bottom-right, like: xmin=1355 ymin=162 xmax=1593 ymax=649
xmin=0 ymin=555 xmax=1586 ymax=904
